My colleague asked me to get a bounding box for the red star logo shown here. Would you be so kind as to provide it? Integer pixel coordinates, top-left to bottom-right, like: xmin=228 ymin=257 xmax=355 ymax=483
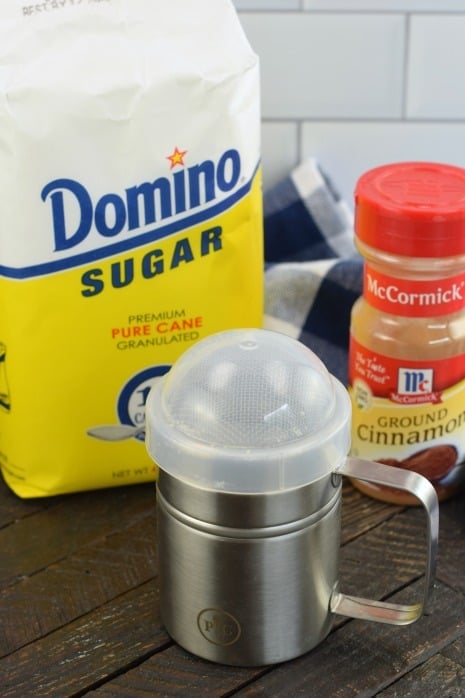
xmin=166 ymin=146 xmax=188 ymax=169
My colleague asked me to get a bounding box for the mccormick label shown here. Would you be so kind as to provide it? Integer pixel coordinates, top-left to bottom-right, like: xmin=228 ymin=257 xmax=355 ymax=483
xmin=348 ymin=336 xmax=465 ymax=488
xmin=363 ymin=265 xmax=465 ymax=317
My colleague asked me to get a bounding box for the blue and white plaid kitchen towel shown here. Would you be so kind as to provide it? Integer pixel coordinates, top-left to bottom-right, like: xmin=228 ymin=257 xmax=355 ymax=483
xmin=263 ymin=158 xmax=363 ymax=385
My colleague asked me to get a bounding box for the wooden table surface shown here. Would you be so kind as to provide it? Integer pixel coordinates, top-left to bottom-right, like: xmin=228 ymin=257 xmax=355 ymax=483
xmin=1 ymin=472 xmax=465 ymax=697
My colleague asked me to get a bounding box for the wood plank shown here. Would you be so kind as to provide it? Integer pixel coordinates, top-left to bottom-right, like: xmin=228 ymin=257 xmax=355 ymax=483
xmin=1 ymin=477 xmax=459 ymax=697
xmin=338 ymin=506 xmax=428 ymax=600
xmin=79 ymin=576 xmax=465 ymax=698
xmin=435 ymin=494 xmax=465 ymax=595
xmin=85 ymin=645 xmax=270 ymax=698
xmin=230 ymin=580 xmax=465 ymax=697
xmin=0 ymin=512 xmax=157 ymax=657
xmin=0 ymin=502 xmax=426 ymax=696
xmin=0 ymin=580 xmax=170 ymax=697
xmin=442 ymin=633 xmax=465 ymax=668
xmin=377 ymin=653 xmax=465 ymax=697
xmin=0 ymin=482 xmax=155 ymax=586
xmin=341 ymin=481 xmax=403 ymax=545
xmin=0 ymin=474 xmax=59 ymax=529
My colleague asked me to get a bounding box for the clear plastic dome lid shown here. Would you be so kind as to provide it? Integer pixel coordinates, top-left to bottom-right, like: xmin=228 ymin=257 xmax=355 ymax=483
xmin=146 ymin=329 xmax=351 ymax=493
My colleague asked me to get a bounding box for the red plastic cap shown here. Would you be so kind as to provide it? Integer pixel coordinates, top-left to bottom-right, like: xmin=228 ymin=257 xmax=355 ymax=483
xmin=354 ymin=161 xmax=465 ymax=257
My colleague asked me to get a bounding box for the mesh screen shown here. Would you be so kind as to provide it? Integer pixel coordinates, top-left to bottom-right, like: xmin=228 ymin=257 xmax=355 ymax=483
xmin=161 ymin=337 xmax=334 ymax=448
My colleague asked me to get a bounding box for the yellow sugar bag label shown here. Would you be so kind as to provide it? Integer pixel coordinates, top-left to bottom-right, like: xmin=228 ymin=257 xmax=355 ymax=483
xmin=0 ymin=0 xmax=263 ymax=497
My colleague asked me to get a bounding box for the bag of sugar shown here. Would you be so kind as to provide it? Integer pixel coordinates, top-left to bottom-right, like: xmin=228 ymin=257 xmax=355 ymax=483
xmin=0 ymin=0 xmax=263 ymax=497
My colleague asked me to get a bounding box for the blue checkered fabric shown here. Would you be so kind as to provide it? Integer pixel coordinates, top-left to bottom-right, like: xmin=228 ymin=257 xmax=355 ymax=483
xmin=263 ymin=158 xmax=362 ymax=384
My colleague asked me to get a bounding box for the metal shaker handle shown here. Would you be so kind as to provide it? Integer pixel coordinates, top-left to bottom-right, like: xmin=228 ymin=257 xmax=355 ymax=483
xmin=330 ymin=457 xmax=439 ymax=625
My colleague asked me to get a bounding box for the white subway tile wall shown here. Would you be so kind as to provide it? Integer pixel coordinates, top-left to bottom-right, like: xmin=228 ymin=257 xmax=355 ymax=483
xmin=408 ymin=15 xmax=465 ymax=119
xmin=233 ymin=1 xmax=465 ymax=207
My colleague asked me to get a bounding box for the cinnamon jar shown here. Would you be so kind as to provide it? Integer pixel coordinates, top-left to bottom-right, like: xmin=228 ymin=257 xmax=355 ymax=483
xmin=348 ymin=162 xmax=465 ymax=504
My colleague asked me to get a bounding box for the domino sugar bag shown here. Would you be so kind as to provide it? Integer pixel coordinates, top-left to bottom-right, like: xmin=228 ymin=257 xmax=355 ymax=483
xmin=0 ymin=0 xmax=263 ymax=497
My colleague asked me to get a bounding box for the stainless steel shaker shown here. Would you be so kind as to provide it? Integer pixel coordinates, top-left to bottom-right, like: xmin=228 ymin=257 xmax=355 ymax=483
xmin=146 ymin=329 xmax=438 ymax=667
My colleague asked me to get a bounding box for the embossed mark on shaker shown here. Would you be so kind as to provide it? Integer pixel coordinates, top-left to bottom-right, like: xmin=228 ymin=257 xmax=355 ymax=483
xmin=197 ymin=608 xmax=241 ymax=646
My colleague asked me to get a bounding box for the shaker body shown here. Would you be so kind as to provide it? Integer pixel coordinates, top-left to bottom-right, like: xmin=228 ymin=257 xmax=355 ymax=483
xmin=156 ymin=472 xmax=341 ymax=666
xmin=147 ymin=328 xmax=439 ymax=665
